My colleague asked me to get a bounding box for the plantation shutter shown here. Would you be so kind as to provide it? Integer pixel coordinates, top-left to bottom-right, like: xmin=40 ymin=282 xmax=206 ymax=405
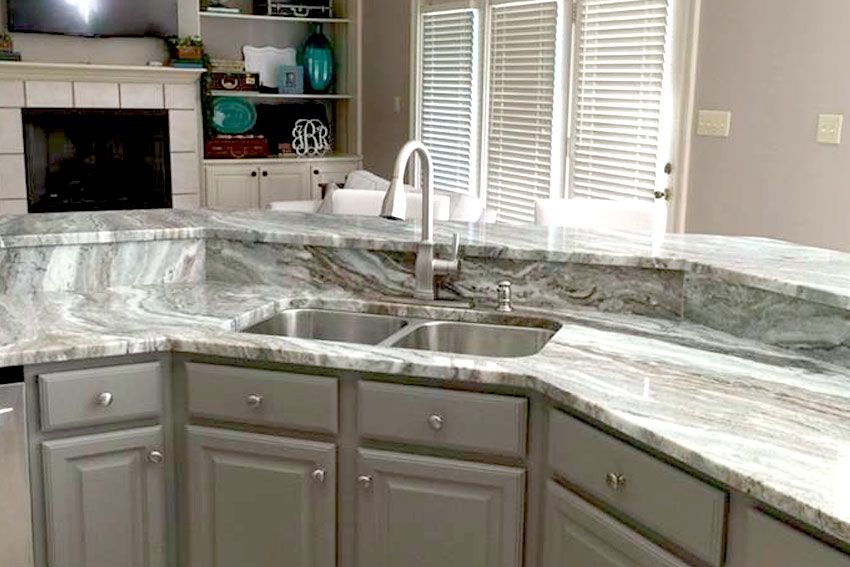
xmin=484 ymin=0 xmax=561 ymax=225
xmin=569 ymin=0 xmax=671 ymax=201
xmin=419 ymin=7 xmax=479 ymax=194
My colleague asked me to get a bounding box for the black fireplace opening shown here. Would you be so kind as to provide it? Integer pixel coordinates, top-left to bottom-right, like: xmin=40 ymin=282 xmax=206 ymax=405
xmin=23 ymin=109 xmax=172 ymax=213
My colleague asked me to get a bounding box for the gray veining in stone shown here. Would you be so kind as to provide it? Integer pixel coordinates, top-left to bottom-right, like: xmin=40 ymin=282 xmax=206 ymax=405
xmin=0 ymin=209 xmax=849 ymax=547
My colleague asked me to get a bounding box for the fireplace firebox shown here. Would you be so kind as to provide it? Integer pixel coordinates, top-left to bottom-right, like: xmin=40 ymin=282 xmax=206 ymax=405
xmin=23 ymin=109 xmax=172 ymax=213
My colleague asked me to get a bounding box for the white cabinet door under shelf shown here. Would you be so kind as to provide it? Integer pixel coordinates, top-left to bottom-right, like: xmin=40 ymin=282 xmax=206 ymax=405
xmin=204 ymin=164 xmax=260 ymax=210
xmin=259 ymin=162 xmax=313 ymax=208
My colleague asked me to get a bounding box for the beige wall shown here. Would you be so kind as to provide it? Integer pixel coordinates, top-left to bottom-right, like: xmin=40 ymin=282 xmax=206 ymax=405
xmin=361 ymin=0 xmax=412 ymax=178
xmin=685 ymin=0 xmax=850 ymax=250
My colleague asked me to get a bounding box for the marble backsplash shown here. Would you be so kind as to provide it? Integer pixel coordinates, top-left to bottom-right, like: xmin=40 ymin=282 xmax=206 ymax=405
xmin=2 ymin=228 xmax=848 ymax=366
xmin=205 ymin=239 xmax=685 ymax=319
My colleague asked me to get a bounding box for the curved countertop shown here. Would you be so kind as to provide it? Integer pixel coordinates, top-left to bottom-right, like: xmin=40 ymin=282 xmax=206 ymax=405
xmin=0 ymin=209 xmax=847 ymax=547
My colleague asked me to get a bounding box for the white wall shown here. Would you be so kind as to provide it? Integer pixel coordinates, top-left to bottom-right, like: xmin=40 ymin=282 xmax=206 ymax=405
xmin=361 ymin=0 xmax=412 ymax=178
xmin=685 ymin=0 xmax=850 ymax=251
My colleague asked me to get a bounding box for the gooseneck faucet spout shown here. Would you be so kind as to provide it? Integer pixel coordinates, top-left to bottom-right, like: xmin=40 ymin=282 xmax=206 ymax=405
xmin=381 ymin=140 xmax=461 ymax=300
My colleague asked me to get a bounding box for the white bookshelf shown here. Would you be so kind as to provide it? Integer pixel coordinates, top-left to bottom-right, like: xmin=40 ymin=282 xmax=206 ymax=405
xmin=199 ymin=11 xmax=350 ymax=24
xmin=211 ymin=90 xmax=352 ymax=100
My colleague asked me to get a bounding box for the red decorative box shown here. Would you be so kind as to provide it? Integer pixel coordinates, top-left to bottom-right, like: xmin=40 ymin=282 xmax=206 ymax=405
xmin=205 ymin=135 xmax=269 ymax=159
xmin=211 ymin=72 xmax=260 ymax=92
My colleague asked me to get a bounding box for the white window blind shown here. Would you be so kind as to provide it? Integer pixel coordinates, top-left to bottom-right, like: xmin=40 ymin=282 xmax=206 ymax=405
xmin=419 ymin=8 xmax=479 ymax=194
xmin=570 ymin=0 xmax=671 ymax=202
xmin=484 ymin=0 xmax=560 ymax=224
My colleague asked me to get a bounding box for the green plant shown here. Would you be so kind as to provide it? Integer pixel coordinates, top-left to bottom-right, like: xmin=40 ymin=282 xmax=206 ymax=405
xmin=175 ymin=35 xmax=204 ymax=48
xmin=0 ymin=32 xmax=13 ymax=52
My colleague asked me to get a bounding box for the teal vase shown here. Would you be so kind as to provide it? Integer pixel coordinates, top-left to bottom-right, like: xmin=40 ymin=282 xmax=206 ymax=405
xmin=303 ymin=24 xmax=334 ymax=94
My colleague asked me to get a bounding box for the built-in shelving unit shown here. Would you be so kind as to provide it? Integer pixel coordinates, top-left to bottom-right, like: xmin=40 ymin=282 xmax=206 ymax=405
xmin=211 ymin=90 xmax=352 ymax=100
xmin=199 ymin=11 xmax=350 ymax=24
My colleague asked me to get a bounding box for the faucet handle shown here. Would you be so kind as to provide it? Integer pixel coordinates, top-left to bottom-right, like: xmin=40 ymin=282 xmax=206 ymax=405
xmin=433 ymin=233 xmax=461 ymax=278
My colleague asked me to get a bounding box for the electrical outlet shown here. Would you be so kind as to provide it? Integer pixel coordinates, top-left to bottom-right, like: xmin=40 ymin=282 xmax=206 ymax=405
xmin=697 ymin=110 xmax=732 ymax=138
xmin=817 ymin=113 xmax=843 ymax=145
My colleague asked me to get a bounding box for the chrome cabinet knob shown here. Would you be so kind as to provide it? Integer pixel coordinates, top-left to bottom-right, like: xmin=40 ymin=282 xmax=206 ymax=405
xmin=357 ymin=475 xmax=373 ymax=490
xmin=147 ymin=450 xmax=165 ymax=465
xmin=496 ymin=280 xmax=513 ymax=312
xmin=246 ymin=394 xmax=264 ymax=409
xmin=95 ymin=392 xmax=114 ymax=407
xmin=427 ymin=414 xmax=445 ymax=431
xmin=605 ymin=472 xmax=626 ymax=491
xmin=312 ymin=468 xmax=327 ymax=483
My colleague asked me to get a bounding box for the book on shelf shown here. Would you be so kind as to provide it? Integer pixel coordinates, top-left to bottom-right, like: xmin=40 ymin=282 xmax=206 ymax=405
xmin=171 ymin=60 xmax=206 ymax=69
xmin=0 ymin=52 xmax=23 ymax=62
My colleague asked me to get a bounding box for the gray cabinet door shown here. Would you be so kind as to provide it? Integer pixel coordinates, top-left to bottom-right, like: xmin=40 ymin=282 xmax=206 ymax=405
xmin=42 ymin=426 xmax=167 ymax=567
xmin=356 ymin=448 xmax=525 ymax=567
xmin=542 ymin=481 xmax=688 ymax=567
xmin=741 ymin=509 xmax=850 ymax=567
xmin=186 ymin=426 xmax=336 ymax=567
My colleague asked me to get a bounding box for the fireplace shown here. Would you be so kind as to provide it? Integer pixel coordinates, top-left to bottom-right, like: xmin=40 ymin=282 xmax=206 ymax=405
xmin=23 ymin=109 xmax=172 ymax=213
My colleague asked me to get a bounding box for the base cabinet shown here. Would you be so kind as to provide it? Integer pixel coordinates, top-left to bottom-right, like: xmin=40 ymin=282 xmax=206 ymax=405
xmin=739 ymin=509 xmax=850 ymax=567
xmin=356 ymin=448 xmax=525 ymax=567
xmin=41 ymin=426 xmax=167 ymax=567
xmin=186 ymin=426 xmax=336 ymax=567
xmin=205 ymin=159 xmax=360 ymax=210
xmin=542 ymin=481 xmax=687 ymax=567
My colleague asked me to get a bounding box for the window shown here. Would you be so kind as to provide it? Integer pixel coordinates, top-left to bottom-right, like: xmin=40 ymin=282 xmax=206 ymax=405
xmin=484 ymin=0 xmax=564 ymax=224
xmin=416 ymin=5 xmax=480 ymax=195
xmin=569 ymin=0 xmax=672 ymax=202
xmin=413 ymin=0 xmax=676 ymax=225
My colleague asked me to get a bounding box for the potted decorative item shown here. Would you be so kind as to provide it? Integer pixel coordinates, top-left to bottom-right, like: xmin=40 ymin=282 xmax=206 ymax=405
xmin=0 ymin=31 xmax=21 ymax=61
xmin=302 ymin=24 xmax=334 ymax=94
xmin=0 ymin=32 xmax=13 ymax=53
xmin=175 ymin=36 xmax=205 ymax=61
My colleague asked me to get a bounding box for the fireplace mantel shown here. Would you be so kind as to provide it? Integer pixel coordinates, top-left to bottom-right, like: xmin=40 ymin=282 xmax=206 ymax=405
xmin=0 ymin=61 xmax=205 ymax=84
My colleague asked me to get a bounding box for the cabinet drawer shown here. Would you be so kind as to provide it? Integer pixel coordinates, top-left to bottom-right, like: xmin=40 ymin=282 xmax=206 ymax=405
xmin=548 ymin=410 xmax=726 ymax=567
xmin=39 ymin=362 xmax=163 ymax=431
xmin=743 ymin=510 xmax=850 ymax=567
xmin=358 ymin=381 xmax=527 ymax=458
xmin=186 ymin=363 xmax=338 ymax=434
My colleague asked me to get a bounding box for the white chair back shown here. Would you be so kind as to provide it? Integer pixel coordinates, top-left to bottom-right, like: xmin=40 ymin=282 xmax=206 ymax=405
xmin=535 ymin=198 xmax=656 ymax=232
xmin=331 ymin=189 xmax=451 ymax=221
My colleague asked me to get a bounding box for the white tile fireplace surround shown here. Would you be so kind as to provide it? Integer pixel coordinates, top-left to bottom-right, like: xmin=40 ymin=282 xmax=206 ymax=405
xmin=0 ymin=61 xmax=205 ymax=214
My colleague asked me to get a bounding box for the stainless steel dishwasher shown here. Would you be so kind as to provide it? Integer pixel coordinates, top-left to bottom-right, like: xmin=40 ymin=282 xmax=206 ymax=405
xmin=0 ymin=379 xmax=34 ymax=567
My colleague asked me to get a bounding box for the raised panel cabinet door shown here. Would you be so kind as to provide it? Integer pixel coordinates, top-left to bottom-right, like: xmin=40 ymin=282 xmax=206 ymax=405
xmin=356 ymin=448 xmax=525 ymax=567
xmin=542 ymin=481 xmax=688 ymax=567
xmin=259 ymin=162 xmax=312 ymax=207
xmin=740 ymin=509 xmax=850 ymax=567
xmin=186 ymin=426 xmax=336 ymax=567
xmin=205 ymin=164 xmax=260 ymax=210
xmin=42 ymin=426 xmax=167 ymax=567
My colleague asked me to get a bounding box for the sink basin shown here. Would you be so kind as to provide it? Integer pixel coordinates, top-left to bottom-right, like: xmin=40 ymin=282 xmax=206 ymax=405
xmin=388 ymin=321 xmax=556 ymax=358
xmin=242 ymin=309 xmax=407 ymax=345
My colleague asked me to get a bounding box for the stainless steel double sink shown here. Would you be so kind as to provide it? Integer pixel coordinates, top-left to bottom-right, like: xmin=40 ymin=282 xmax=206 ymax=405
xmin=242 ymin=308 xmax=560 ymax=358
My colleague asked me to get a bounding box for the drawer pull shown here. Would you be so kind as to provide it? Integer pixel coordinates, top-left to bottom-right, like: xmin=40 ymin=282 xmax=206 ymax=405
xmin=312 ymin=468 xmax=327 ymax=483
xmin=358 ymin=475 xmax=373 ymax=490
xmin=95 ymin=392 xmax=114 ymax=407
xmin=605 ymin=472 xmax=627 ymax=491
xmin=246 ymin=394 xmax=264 ymax=409
xmin=147 ymin=450 xmax=165 ymax=465
xmin=427 ymin=414 xmax=445 ymax=431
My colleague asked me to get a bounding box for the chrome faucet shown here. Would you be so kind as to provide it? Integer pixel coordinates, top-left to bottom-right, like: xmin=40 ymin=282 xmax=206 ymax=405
xmin=381 ymin=140 xmax=461 ymax=300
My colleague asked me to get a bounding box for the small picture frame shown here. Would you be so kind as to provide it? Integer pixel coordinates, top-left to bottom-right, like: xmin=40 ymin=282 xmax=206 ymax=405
xmin=278 ymin=65 xmax=304 ymax=94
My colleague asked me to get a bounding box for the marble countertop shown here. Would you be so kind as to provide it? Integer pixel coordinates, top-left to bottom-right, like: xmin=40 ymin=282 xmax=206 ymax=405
xmin=0 ymin=209 xmax=849 ymax=310
xmin=2 ymin=280 xmax=849 ymax=545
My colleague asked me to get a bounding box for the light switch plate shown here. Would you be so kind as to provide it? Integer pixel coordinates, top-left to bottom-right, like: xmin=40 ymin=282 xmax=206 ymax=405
xmin=697 ymin=110 xmax=732 ymax=138
xmin=817 ymin=113 xmax=843 ymax=145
